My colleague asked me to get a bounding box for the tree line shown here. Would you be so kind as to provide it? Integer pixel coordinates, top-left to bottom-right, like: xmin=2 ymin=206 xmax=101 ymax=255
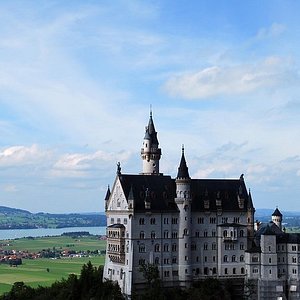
xmin=1 ymin=262 xmax=242 ymax=300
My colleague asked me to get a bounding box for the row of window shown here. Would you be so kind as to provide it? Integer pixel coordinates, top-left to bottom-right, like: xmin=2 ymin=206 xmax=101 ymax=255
xmin=110 ymin=218 xmax=127 ymax=225
xmin=223 ymin=230 xmax=244 ymax=238
xmin=224 ymin=255 xmax=244 ymax=262
xmin=138 ymin=216 xmax=244 ymax=226
xmin=138 ymin=230 xmax=245 ymax=239
xmin=277 ymin=244 xmax=300 ymax=252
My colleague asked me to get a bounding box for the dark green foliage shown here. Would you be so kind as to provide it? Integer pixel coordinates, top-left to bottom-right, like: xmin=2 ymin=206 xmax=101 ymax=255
xmin=188 ymin=278 xmax=231 ymax=300
xmin=0 ymin=262 xmax=123 ymax=300
xmin=136 ymin=269 xmax=234 ymax=300
xmin=134 ymin=263 xmax=164 ymax=300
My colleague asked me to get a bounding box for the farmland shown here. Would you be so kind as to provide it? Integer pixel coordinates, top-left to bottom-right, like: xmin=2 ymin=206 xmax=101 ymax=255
xmin=0 ymin=235 xmax=106 ymax=295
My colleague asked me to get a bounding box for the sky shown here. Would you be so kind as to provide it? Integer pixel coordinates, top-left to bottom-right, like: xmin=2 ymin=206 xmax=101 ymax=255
xmin=0 ymin=0 xmax=300 ymax=213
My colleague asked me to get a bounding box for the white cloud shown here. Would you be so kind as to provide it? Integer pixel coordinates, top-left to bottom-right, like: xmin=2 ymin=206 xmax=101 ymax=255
xmin=3 ymin=184 xmax=18 ymax=192
xmin=163 ymin=56 xmax=298 ymax=99
xmin=51 ymin=150 xmax=132 ymax=178
xmin=256 ymin=23 xmax=286 ymax=39
xmin=0 ymin=145 xmax=50 ymax=167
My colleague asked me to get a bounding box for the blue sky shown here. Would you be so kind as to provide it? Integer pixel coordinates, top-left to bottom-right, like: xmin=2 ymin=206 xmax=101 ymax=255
xmin=0 ymin=0 xmax=300 ymax=213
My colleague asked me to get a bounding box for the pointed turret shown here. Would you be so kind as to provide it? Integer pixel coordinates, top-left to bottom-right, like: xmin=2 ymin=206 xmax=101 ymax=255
xmin=128 ymin=185 xmax=134 ymax=210
xmin=175 ymin=146 xmax=192 ymax=283
xmin=105 ymin=185 xmax=111 ymax=200
xmin=141 ymin=110 xmax=162 ymax=175
xmin=272 ymin=207 xmax=283 ymax=230
xmin=247 ymin=189 xmax=254 ymax=210
xmin=177 ymin=146 xmax=190 ymax=179
xmin=104 ymin=185 xmax=111 ymax=211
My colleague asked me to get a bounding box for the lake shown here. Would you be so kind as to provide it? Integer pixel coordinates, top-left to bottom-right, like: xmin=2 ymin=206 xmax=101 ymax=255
xmin=0 ymin=226 xmax=107 ymax=240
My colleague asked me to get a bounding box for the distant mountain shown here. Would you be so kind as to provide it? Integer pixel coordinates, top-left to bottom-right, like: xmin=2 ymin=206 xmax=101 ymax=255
xmin=0 ymin=206 xmax=31 ymax=215
xmin=255 ymin=208 xmax=300 ymax=218
xmin=0 ymin=206 xmax=106 ymax=230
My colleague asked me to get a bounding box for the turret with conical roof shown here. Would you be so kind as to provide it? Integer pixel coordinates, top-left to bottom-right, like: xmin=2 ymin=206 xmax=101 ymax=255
xmin=140 ymin=110 xmax=162 ymax=175
xmin=104 ymin=185 xmax=111 ymax=211
xmin=272 ymin=207 xmax=283 ymax=230
xmin=177 ymin=146 xmax=190 ymax=179
xmin=175 ymin=146 xmax=192 ymax=285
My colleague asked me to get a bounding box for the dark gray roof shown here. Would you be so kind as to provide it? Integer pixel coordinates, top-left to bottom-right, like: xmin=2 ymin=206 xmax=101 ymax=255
xmin=117 ymin=174 xmax=253 ymax=213
xmin=119 ymin=174 xmax=177 ymax=212
xmin=256 ymin=222 xmax=282 ymax=237
xmin=190 ymin=178 xmax=251 ymax=212
xmin=254 ymin=221 xmax=300 ymax=244
xmin=108 ymin=224 xmax=125 ymax=229
xmin=144 ymin=113 xmax=159 ymax=146
xmin=176 ymin=147 xmax=190 ymax=179
xmin=277 ymin=233 xmax=300 ymax=244
xmin=272 ymin=208 xmax=282 ymax=217
xmin=105 ymin=186 xmax=111 ymax=201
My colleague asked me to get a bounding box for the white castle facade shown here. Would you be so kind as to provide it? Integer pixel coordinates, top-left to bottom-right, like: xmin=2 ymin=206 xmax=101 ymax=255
xmin=103 ymin=113 xmax=300 ymax=299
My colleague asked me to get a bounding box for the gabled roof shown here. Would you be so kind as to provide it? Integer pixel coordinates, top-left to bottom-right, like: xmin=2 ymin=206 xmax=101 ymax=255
xmin=118 ymin=174 xmax=177 ymax=212
xmin=190 ymin=178 xmax=251 ymax=212
xmin=116 ymin=174 xmax=252 ymax=213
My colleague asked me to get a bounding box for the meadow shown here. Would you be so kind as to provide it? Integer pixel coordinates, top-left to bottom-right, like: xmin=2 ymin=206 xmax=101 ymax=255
xmin=1 ymin=235 xmax=106 ymax=252
xmin=0 ymin=236 xmax=106 ymax=295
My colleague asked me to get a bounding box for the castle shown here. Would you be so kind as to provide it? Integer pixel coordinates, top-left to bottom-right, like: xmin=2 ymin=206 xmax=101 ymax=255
xmin=103 ymin=112 xmax=300 ymax=299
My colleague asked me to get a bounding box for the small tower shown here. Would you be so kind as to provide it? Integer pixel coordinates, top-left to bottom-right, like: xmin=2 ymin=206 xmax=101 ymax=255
xmin=140 ymin=110 xmax=162 ymax=175
xmin=104 ymin=185 xmax=111 ymax=211
xmin=247 ymin=189 xmax=255 ymax=245
xmin=272 ymin=207 xmax=283 ymax=231
xmin=175 ymin=146 xmax=192 ymax=286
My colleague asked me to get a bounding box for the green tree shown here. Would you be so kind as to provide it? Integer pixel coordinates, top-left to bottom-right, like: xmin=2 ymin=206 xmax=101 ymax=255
xmin=136 ymin=263 xmax=164 ymax=300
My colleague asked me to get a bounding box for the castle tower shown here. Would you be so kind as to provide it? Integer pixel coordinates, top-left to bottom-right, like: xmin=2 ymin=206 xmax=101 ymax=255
xmin=175 ymin=146 xmax=192 ymax=286
xmin=140 ymin=111 xmax=161 ymax=175
xmin=272 ymin=207 xmax=282 ymax=231
xmin=247 ymin=189 xmax=255 ymax=246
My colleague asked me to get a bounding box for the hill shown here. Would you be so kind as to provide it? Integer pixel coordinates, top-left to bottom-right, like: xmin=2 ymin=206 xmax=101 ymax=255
xmin=0 ymin=206 xmax=106 ymax=229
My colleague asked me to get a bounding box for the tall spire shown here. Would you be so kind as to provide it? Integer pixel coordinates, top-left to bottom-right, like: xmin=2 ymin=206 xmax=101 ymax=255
xmin=176 ymin=145 xmax=190 ymax=179
xmin=105 ymin=185 xmax=111 ymax=201
xmin=141 ymin=110 xmax=162 ymax=175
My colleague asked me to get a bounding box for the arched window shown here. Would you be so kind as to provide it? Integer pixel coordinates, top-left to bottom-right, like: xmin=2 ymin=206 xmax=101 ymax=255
xmin=241 ymin=267 xmax=245 ymax=274
xmin=139 ymin=243 xmax=145 ymax=253
xmin=164 ymin=244 xmax=169 ymax=252
xmin=240 ymin=255 xmax=244 ymax=262
xmin=183 ymin=228 xmax=188 ymax=236
xmin=240 ymin=230 xmax=244 ymax=237
xmin=224 ymin=255 xmax=228 ymax=262
xmin=223 ymin=230 xmax=228 ymax=237
xmin=140 ymin=231 xmax=145 ymax=239
xmin=154 ymin=244 xmax=160 ymax=252
xmin=154 ymin=257 xmax=159 ymax=265
xmin=151 ymin=231 xmax=156 ymax=239
xmin=232 ymin=255 xmax=236 ymax=262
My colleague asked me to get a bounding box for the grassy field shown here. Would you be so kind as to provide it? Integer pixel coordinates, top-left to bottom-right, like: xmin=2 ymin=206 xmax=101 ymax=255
xmin=0 ymin=235 xmax=106 ymax=252
xmin=0 ymin=236 xmax=107 ymax=295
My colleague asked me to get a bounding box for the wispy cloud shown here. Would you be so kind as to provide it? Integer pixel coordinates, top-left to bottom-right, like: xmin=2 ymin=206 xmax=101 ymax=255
xmin=256 ymin=23 xmax=286 ymax=40
xmin=0 ymin=145 xmax=50 ymax=168
xmin=163 ymin=56 xmax=298 ymax=99
xmin=51 ymin=150 xmax=132 ymax=178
